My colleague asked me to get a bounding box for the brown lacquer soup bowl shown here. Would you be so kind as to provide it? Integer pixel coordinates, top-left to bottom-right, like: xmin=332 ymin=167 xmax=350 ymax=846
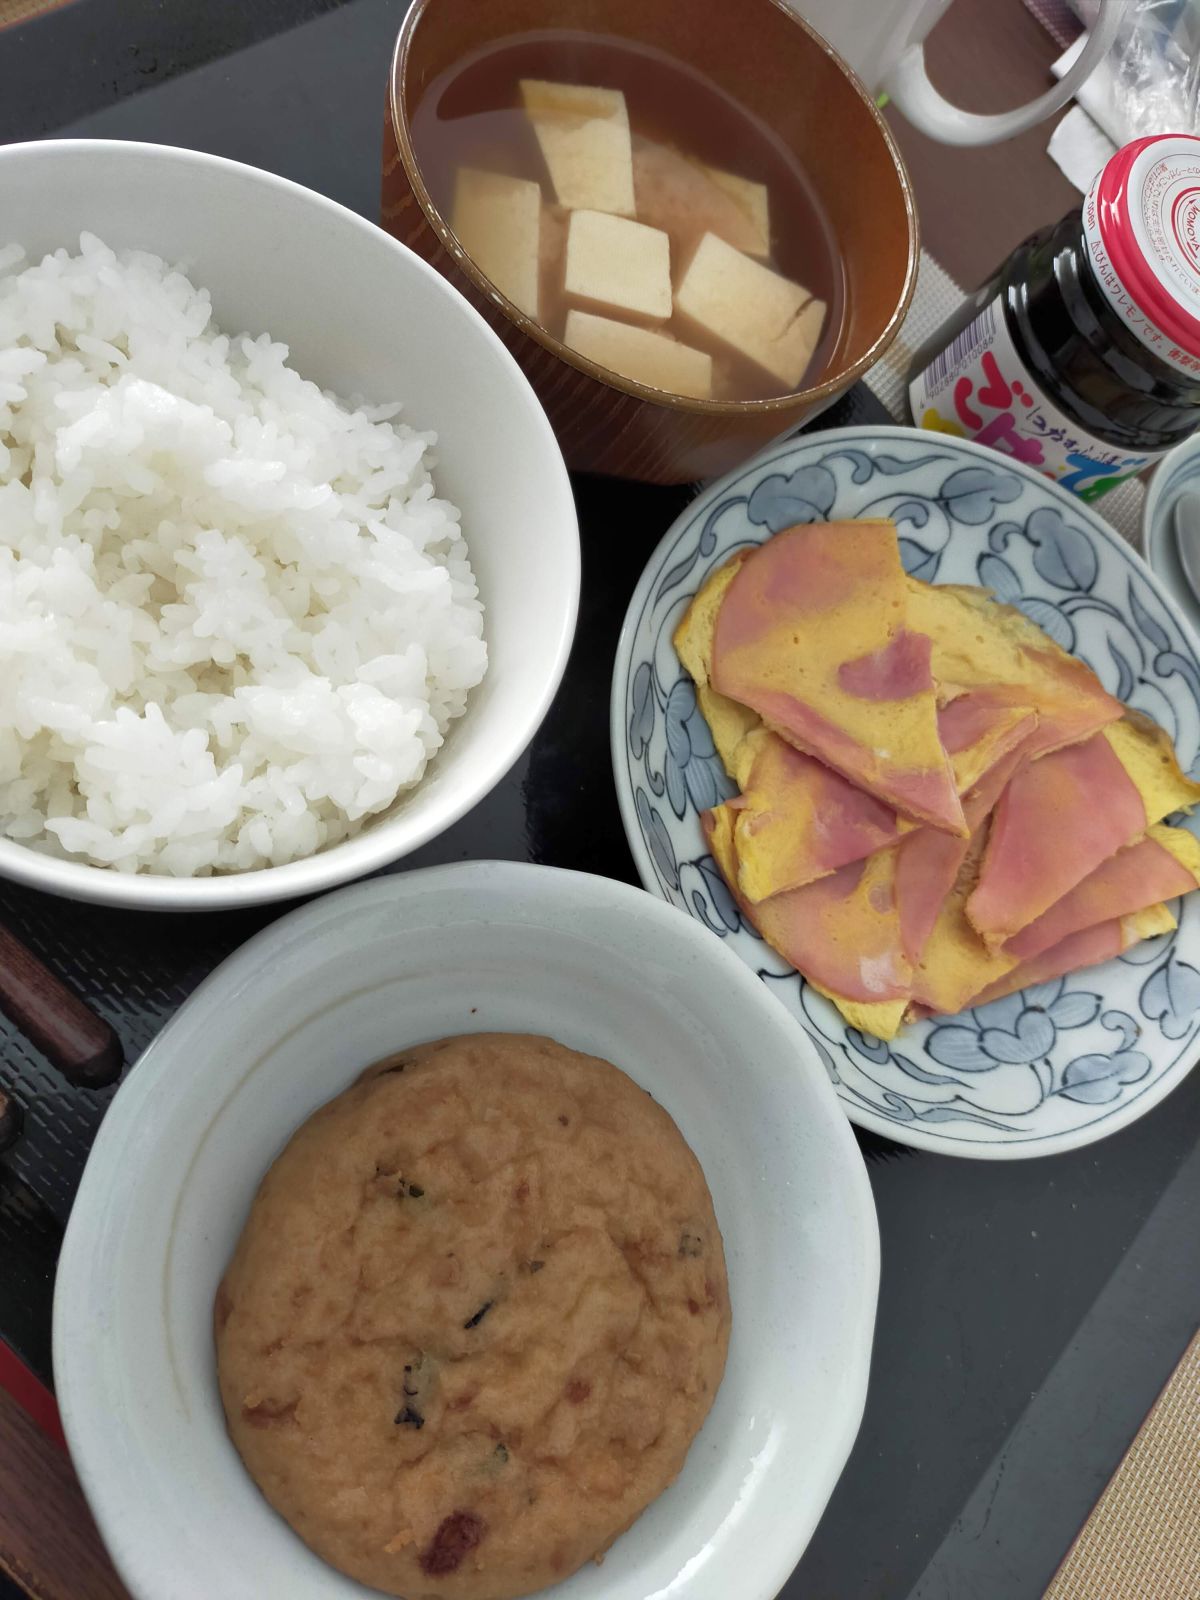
xmin=382 ymin=0 xmax=918 ymax=484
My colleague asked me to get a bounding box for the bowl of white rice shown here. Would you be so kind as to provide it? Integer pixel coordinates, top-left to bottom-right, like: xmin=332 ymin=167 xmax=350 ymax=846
xmin=0 ymin=139 xmax=579 ymax=910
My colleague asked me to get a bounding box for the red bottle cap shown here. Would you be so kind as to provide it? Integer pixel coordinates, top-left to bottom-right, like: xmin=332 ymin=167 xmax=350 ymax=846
xmin=1082 ymin=133 xmax=1200 ymax=379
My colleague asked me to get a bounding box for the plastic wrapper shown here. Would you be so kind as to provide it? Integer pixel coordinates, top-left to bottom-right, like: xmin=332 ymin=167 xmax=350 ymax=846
xmin=1068 ymin=0 xmax=1200 ymax=142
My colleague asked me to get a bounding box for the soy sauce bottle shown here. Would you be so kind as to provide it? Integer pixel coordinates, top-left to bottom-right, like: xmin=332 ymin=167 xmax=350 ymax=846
xmin=908 ymin=134 xmax=1200 ymax=503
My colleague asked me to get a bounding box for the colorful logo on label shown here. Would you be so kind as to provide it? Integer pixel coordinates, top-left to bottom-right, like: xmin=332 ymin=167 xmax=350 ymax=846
xmin=1170 ymin=185 xmax=1200 ymax=273
xmin=909 ymin=297 xmax=1163 ymax=504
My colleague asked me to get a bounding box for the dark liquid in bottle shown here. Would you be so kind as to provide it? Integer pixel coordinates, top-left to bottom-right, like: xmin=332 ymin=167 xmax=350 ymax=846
xmin=410 ymin=29 xmax=845 ymax=401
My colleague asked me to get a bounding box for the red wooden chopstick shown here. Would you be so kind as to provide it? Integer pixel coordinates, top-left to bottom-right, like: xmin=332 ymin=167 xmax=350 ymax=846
xmin=0 ymin=1338 xmax=66 ymax=1451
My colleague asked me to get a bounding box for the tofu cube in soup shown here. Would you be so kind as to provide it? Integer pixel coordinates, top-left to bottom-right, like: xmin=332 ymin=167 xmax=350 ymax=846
xmin=564 ymin=310 xmax=713 ymax=397
xmin=633 ymin=140 xmax=770 ymax=260
xmin=704 ymin=166 xmax=770 ymax=257
xmin=564 ymin=210 xmax=673 ymax=323
xmin=675 ymin=231 xmax=825 ymax=389
xmin=452 ymin=168 xmax=542 ymax=318
xmin=539 ymin=204 xmax=569 ymax=302
xmin=520 ymin=78 xmax=635 ymax=216
xmin=416 ymin=41 xmax=842 ymax=402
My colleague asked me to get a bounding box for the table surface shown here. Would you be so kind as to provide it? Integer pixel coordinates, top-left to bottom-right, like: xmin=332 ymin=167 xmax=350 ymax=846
xmin=1 ymin=3 xmax=1198 ymax=1599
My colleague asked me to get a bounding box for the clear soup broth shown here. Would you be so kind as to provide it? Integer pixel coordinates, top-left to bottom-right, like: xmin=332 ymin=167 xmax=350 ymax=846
xmin=411 ymin=30 xmax=845 ymax=403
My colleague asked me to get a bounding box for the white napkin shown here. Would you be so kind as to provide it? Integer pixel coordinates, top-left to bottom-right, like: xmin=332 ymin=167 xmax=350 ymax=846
xmin=1047 ymin=102 xmax=1118 ymax=190
xmin=1046 ymin=33 xmax=1119 ymax=190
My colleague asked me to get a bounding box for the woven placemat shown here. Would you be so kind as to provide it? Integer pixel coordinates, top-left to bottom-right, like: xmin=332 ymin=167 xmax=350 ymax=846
xmin=1044 ymin=1329 xmax=1200 ymax=1599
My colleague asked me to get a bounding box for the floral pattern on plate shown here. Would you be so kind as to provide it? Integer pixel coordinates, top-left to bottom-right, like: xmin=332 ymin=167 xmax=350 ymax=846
xmin=612 ymin=427 xmax=1200 ymax=1157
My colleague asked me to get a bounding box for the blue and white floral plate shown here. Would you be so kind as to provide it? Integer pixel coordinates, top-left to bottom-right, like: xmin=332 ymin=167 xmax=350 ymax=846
xmin=1141 ymin=431 xmax=1200 ymax=641
xmin=611 ymin=427 xmax=1200 ymax=1159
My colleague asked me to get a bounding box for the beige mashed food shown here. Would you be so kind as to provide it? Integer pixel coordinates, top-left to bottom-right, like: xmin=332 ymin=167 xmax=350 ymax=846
xmin=215 ymin=1033 xmax=731 ymax=1600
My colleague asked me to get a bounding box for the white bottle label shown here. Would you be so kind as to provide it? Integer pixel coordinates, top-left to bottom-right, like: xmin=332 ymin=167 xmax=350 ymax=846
xmin=908 ymin=297 xmax=1164 ymax=502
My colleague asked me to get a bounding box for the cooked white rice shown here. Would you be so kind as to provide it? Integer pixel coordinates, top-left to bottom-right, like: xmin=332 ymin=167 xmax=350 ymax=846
xmin=0 ymin=233 xmax=486 ymax=876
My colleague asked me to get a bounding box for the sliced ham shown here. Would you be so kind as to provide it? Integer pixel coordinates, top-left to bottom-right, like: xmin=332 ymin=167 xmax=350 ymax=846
xmin=967 ymin=732 xmax=1145 ymax=947
xmin=965 ymin=905 xmax=1177 ymax=1011
xmin=728 ymin=697 xmax=1037 ymax=904
xmin=892 ymin=703 xmax=1038 ymax=966
xmin=703 ymin=807 xmax=910 ymax=1038
xmin=710 ymin=522 xmax=965 ymax=835
xmin=1004 ymin=824 xmax=1200 ymax=961
xmin=895 ymin=740 xmax=1031 ymax=970
xmin=893 ymin=825 xmax=971 ymax=973
xmin=901 ymin=746 xmax=1038 ymax=1016
xmin=906 ymin=842 xmax=1019 ymax=1021
xmin=703 ymin=742 xmax=1034 ymax=1041
xmin=838 ymin=629 xmax=932 ymax=701
xmin=727 ymin=728 xmax=899 ymax=904
xmin=968 ymin=714 xmax=1200 ymax=947
xmin=938 ymin=694 xmax=1039 ymax=794
xmin=678 ymin=523 xmax=1200 ymax=1038
xmin=723 ymin=841 xmax=909 ymax=1004
xmin=905 ymin=581 xmax=1122 ymax=758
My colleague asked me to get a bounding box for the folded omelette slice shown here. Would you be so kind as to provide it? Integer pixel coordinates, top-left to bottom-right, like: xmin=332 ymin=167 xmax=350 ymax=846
xmin=902 ymin=815 xmax=1198 ymax=1024
xmin=678 ymin=521 xmax=1198 ymax=1039
xmin=723 ymin=727 xmax=900 ymax=904
xmin=673 ymin=551 xmax=760 ymax=776
xmin=908 ymin=904 xmax=1177 ymax=1022
xmin=905 ymin=580 xmax=1123 ymax=759
xmin=893 ymin=742 xmax=1031 ymax=975
xmin=719 ymin=695 xmax=1036 ymax=904
xmin=703 ymin=805 xmax=911 ymax=1040
xmin=907 ymin=829 xmax=1018 ymax=1020
xmin=702 ymin=740 xmax=1034 ymax=1042
xmin=708 ymin=522 xmax=966 ymax=835
xmin=964 ymin=905 xmax=1177 ymax=1013
xmin=967 ymin=712 xmax=1200 ymax=947
xmin=895 ymin=745 xmax=1041 ymax=1021
xmin=1004 ymin=824 xmax=1200 ymax=961
xmin=676 ymin=553 xmax=905 ymax=899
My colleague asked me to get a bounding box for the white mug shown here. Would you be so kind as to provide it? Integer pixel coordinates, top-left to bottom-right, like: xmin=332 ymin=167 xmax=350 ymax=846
xmin=789 ymin=0 xmax=1123 ymax=146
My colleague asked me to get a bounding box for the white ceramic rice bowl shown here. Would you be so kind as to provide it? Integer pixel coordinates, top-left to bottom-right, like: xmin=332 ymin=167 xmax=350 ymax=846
xmin=0 ymin=140 xmax=579 ymax=910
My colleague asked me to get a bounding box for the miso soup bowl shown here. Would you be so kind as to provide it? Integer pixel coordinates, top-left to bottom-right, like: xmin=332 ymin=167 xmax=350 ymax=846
xmin=382 ymin=0 xmax=918 ymax=485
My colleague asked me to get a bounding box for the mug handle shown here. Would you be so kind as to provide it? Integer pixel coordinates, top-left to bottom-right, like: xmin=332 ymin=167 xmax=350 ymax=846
xmin=883 ymin=0 xmax=1123 ymax=148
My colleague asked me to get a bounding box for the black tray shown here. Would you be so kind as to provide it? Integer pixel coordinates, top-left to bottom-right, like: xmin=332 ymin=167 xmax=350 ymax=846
xmin=3 ymin=4 xmax=1200 ymax=1598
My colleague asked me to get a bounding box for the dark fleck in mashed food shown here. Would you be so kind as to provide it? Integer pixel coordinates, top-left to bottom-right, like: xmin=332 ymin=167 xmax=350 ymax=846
xmin=215 ymin=1033 xmax=731 ymax=1600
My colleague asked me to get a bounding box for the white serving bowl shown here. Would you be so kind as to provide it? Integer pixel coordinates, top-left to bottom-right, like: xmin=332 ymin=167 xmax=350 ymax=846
xmin=0 ymin=140 xmax=579 ymax=911
xmin=53 ymin=862 xmax=879 ymax=1600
